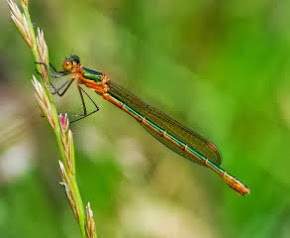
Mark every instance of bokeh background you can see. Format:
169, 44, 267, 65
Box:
1, 0, 290, 237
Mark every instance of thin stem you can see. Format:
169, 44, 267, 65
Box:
7, 1, 96, 237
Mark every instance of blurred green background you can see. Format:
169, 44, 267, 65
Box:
1, 0, 290, 237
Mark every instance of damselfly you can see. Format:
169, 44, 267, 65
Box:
43, 55, 250, 196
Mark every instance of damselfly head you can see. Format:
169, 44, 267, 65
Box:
62, 55, 80, 71
62, 58, 73, 71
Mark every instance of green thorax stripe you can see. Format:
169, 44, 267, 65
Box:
83, 67, 103, 83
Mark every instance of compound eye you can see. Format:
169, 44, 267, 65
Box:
62, 58, 72, 71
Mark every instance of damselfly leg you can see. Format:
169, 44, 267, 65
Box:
35, 61, 100, 122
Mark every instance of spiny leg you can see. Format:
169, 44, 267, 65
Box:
79, 86, 100, 111
49, 63, 58, 74
34, 61, 73, 96
70, 85, 100, 123
51, 77, 75, 96
78, 84, 87, 116
35, 62, 68, 78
